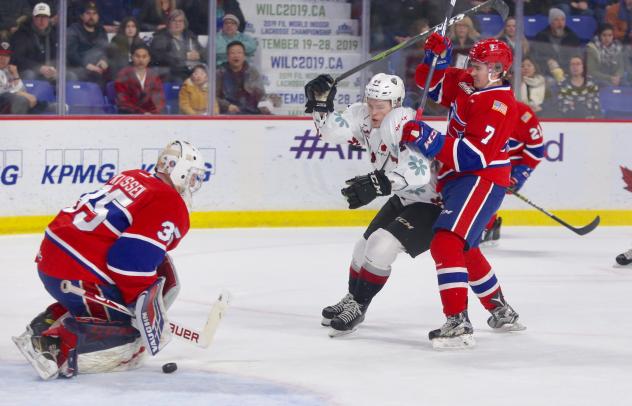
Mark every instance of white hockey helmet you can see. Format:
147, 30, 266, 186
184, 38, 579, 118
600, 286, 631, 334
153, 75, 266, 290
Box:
364, 73, 405, 107
155, 140, 206, 207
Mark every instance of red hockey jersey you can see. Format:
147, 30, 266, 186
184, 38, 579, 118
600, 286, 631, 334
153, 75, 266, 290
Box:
37, 169, 190, 304
508, 102, 544, 169
416, 65, 518, 190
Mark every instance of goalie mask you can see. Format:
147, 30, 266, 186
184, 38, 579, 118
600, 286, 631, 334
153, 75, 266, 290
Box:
364, 73, 405, 107
155, 140, 206, 207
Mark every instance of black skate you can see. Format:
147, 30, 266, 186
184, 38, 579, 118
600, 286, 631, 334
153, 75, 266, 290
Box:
615, 249, 632, 266
321, 293, 353, 326
481, 217, 502, 245
328, 299, 366, 337
428, 311, 475, 349
487, 293, 526, 332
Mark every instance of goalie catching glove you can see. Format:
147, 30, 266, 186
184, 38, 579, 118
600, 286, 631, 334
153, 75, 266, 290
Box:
304, 74, 337, 113
341, 170, 391, 209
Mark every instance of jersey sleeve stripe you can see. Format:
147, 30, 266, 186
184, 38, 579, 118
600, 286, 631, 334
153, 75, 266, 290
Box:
45, 228, 116, 284
107, 237, 165, 276
120, 232, 166, 250
456, 139, 487, 171
107, 264, 157, 277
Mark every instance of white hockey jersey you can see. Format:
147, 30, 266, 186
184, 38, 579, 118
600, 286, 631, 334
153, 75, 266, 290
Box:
315, 103, 440, 206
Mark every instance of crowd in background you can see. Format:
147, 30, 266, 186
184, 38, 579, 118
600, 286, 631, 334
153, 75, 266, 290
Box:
1, 0, 632, 118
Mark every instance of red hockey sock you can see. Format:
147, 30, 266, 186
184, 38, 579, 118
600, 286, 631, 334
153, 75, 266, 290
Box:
431, 230, 468, 316
348, 265, 360, 293
464, 248, 501, 310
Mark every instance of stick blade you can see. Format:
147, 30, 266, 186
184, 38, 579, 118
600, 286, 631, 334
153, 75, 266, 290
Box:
491, 0, 510, 20
197, 290, 232, 348
573, 215, 600, 236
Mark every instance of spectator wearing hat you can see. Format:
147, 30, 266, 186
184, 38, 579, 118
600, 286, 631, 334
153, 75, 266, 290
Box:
0, 0, 31, 41
139, 0, 177, 32
0, 42, 38, 114
216, 14, 257, 66
216, 41, 268, 114
179, 63, 219, 114
531, 8, 582, 83
67, 1, 110, 83
114, 44, 165, 114
10, 3, 58, 82
150, 9, 205, 81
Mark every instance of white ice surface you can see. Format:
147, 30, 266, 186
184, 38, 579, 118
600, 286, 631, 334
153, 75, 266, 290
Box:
1, 226, 631, 406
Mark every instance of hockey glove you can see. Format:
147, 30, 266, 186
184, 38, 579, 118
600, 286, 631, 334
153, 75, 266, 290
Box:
341, 170, 392, 209
509, 165, 533, 192
423, 32, 452, 70
401, 120, 445, 158
305, 74, 337, 113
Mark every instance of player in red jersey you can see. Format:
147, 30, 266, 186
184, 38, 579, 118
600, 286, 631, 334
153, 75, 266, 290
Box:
13, 140, 206, 379
401, 34, 525, 348
481, 101, 545, 243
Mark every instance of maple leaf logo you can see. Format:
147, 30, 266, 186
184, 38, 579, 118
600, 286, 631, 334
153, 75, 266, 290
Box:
621, 166, 632, 193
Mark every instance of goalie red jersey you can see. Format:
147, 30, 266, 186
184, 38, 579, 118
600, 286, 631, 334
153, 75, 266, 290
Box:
36, 169, 190, 304
415, 65, 518, 190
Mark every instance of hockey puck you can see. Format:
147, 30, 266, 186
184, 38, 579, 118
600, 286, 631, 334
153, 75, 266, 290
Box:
162, 362, 177, 373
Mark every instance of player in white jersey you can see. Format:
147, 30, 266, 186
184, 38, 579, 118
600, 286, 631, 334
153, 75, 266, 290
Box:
305, 73, 442, 336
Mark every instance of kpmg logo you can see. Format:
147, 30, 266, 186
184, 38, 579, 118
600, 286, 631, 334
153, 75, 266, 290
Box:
140, 147, 215, 182
42, 149, 118, 184
0, 149, 23, 186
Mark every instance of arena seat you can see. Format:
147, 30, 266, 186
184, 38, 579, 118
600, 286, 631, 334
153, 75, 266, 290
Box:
23, 80, 55, 103
475, 14, 504, 38
599, 86, 632, 118
163, 82, 182, 114
66, 81, 107, 114
104, 81, 117, 113
566, 15, 597, 43
523, 15, 548, 38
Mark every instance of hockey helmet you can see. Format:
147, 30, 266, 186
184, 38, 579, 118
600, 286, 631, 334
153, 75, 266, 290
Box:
468, 38, 513, 76
365, 73, 405, 107
155, 140, 206, 206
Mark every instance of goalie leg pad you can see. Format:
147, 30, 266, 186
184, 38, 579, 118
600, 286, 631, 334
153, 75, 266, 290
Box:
134, 277, 171, 356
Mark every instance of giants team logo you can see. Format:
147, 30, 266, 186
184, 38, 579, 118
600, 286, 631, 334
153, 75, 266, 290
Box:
0, 149, 23, 186
141, 147, 215, 182
42, 149, 118, 184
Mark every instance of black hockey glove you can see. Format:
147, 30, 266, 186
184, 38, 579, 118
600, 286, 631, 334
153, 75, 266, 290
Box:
304, 74, 337, 113
341, 170, 392, 209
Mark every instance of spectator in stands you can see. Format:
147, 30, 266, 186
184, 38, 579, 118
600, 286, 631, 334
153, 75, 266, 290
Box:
531, 8, 582, 83
27, 0, 57, 23
216, 41, 268, 114
553, 1, 595, 16
179, 63, 218, 114
139, 0, 176, 32
519, 56, 547, 112
182, 0, 246, 35
114, 44, 165, 114
10, 3, 58, 82
449, 16, 479, 68
150, 9, 205, 81
98, 0, 134, 34
107, 17, 145, 78
557, 55, 601, 118
67, 1, 109, 83
586, 24, 625, 86
497, 16, 530, 57
0, 42, 38, 114
606, 0, 632, 43
0, 0, 31, 41
216, 14, 257, 66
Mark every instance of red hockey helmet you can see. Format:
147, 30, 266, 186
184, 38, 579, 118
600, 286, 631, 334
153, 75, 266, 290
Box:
468, 38, 513, 75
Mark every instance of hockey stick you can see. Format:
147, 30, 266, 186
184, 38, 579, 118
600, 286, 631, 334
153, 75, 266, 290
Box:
510, 190, 600, 236
415, 0, 457, 121
333, 0, 509, 85
60, 280, 231, 348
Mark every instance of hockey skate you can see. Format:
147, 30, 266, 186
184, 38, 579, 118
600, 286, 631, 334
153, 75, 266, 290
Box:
428, 311, 476, 349
328, 299, 366, 338
321, 293, 354, 326
487, 303, 526, 332
480, 217, 502, 245
615, 249, 632, 267
12, 331, 60, 380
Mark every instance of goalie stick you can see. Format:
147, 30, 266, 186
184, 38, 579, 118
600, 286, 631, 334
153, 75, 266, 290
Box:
333, 0, 509, 85
60, 280, 231, 349
511, 190, 601, 236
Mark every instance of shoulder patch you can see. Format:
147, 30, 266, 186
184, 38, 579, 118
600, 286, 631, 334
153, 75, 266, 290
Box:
492, 100, 508, 115
520, 111, 533, 123
458, 82, 475, 95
